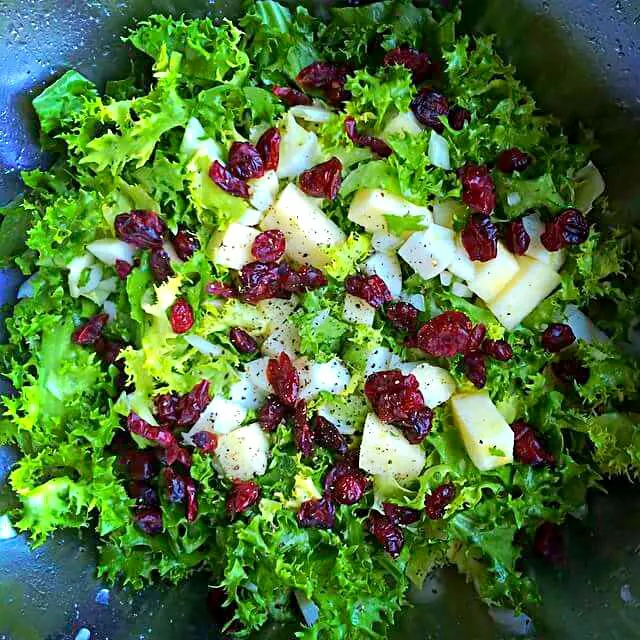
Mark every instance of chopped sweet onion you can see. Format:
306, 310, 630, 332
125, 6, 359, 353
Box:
428, 131, 451, 170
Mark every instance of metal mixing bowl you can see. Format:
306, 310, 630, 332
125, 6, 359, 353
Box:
1, 1, 639, 638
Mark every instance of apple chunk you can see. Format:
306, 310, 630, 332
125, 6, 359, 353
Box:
398, 224, 456, 280
216, 423, 270, 480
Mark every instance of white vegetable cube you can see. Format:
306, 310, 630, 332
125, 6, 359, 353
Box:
245, 356, 272, 392
208, 223, 260, 270
261, 183, 346, 268
522, 213, 566, 271
216, 423, 270, 480
399, 292, 425, 311
488, 256, 562, 330
447, 238, 476, 282
257, 297, 299, 331
359, 413, 426, 481
468, 242, 520, 303
398, 224, 456, 280
383, 111, 424, 138
229, 373, 267, 411
317, 395, 366, 435
236, 207, 263, 226
187, 397, 247, 437
277, 112, 320, 179
410, 363, 457, 407
564, 304, 608, 344
87, 239, 137, 266
364, 252, 402, 298
249, 170, 279, 212
298, 357, 351, 400
261, 322, 301, 358
364, 346, 393, 376
451, 392, 514, 471
343, 293, 375, 326
372, 231, 403, 252
348, 189, 432, 233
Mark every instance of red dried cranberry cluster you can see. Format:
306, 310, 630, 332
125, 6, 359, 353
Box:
344, 117, 392, 158
296, 61, 350, 105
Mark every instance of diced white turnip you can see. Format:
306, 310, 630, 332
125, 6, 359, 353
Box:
229, 373, 267, 411
343, 293, 375, 326
261, 183, 346, 268
277, 112, 321, 179
364, 252, 403, 298
359, 413, 426, 481
410, 363, 457, 407
372, 231, 403, 252
245, 356, 273, 392
467, 242, 520, 303
398, 224, 456, 280
249, 170, 279, 212
364, 346, 393, 376
261, 322, 301, 358
207, 222, 260, 270
298, 357, 351, 400
348, 189, 432, 233
216, 423, 270, 480
451, 392, 514, 471
187, 396, 247, 437
488, 256, 562, 330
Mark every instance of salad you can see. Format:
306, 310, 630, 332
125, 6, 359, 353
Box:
1, 1, 639, 637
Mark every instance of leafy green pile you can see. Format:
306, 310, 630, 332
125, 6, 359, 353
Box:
1, 1, 639, 639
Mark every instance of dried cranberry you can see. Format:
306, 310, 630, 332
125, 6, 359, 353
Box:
297, 497, 335, 529
128, 482, 159, 507
345, 274, 392, 310
331, 472, 367, 505
448, 105, 471, 130
366, 511, 404, 557
185, 477, 198, 521
464, 351, 487, 388
424, 482, 456, 519
468, 323, 487, 350
410, 88, 449, 133
192, 430, 218, 453
293, 400, 315, 458
511, 420, 555, 466
206, 281, 236, 298
323, 456, 361, 494
299, 157, 343, 200
115, 259, 133, 279
383, 47, 432, 83
153, 392, 179, 427
404, 333, 420, 349
496, 148, 531, 173
364, 370, 425, 424
115, 210, 166, 249
172, 227, 200, 261
134, 507, 163, 535
296, 62, 349, 104
276, 262, 304, 294
72, 313, 109, 346
382, 503, 421, 526
256, 128, 281, 172
174, 446, 193, 469
297, 265, 327, 290
551, 358, 590, 385
164, 467, 187, 502
258, 395, 288, 432
170, 298, 194, 334
176, 380, 211, 428
541, 208, 590, 251
122, 450, 158, 481
208, 160, 250, 198
462, 214, 498, 261
127, 413, 179, 463
458, 164, 496, 214
344, 117, 392, 158
313, 415, 348, 455
416, 311, 473, 358
503, 219, 530, 256
266, 352, 299, 406
150, 248, 173, 283
227, 142, 264, 181
386, 301, 419, 331
238, 261, 281, 303
226, 480, 260, 520
229, 327, 258, 354
272, 86, 313, 107
541, 323, 576, 352
481, 339, 513, 361
96, 337, 125, 366
252, 229, 286, 262
401, 407, 433, 444
534, 522, 564, 565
